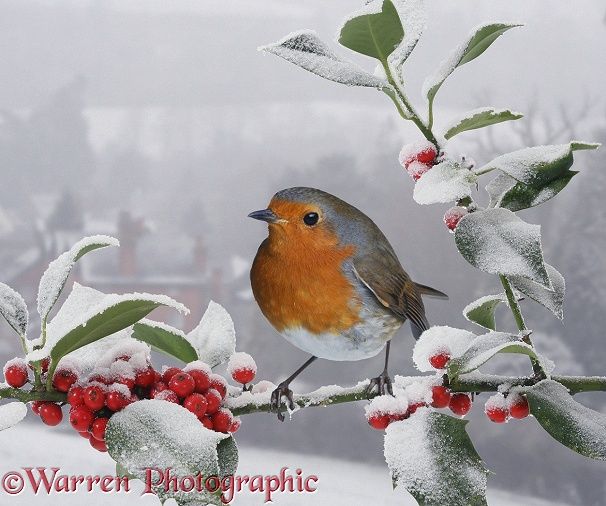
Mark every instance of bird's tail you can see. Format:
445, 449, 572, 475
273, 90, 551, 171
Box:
410, 282, 448, 340
414, 282, 448, 299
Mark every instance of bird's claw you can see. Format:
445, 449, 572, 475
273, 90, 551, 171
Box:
270, 382, 295, 422
366, 371, 393, 397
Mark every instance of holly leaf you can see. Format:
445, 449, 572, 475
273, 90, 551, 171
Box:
444, 107, 523, 140
455, 208, 551, 288
448, 331, 541, 378
385, 410, 489, 506
423, 23, 521, 111
463, 294, 508, 330
259, 30, 386, 89
509, 264, 565, 320
338, 0, 403, 62
413, 159, 477, 205
187, 301, 236, 368
37, 235, 119, 323
523, 380, 606, 460
486, 172, 577, 212
132, 320, 198, 363
106, 400, 238, 505
0, 282, 28, 337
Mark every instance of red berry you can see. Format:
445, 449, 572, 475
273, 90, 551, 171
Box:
429, 352, 451, 370
485, 405, 509, 423
162, 367, 181, 384
211, 408, 233, 433
229, 418, 241, 433
115, 376, 135, 390
153, 370, 162, 383
389, 409, 410, 422
88, 373, 111, 385
69, 406, 94, 432
367, 413, 391, 430
183, 393, 208, 418
205, 388, 222, 415
408, 402, 427, 415
83, 385, 106, 411
53, 369, 77, 393
89, 434, 108, 452
78, 430, 90, 439
407, 161, 432, 181
135, 368, 156, 388
209, 374, 227, 399
67, 386, 85, 407
416, 147, 437, 165
39, 403, 63, 426
40, 358, 50, 374
150, 382, 168, 398
431, 386, 451, 408
154, 390, 179, 403
232, 368, 255, 385
188, 369, 211, 393
4, 363, 28, 388
443, 207, 468, 233
91, 417, 109, 441
200, 416, 214, 430
31, 400, 44, 415
509, 396, 530, 419
168, 372, 196, 399
105, 391, 129, 412
449, 393, 472, 416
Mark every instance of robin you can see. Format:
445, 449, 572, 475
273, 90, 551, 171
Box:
249, 187, 447, 420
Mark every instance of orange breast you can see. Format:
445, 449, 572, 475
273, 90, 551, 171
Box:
251, 223, 361, 335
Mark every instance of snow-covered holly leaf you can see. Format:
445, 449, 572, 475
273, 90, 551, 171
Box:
523, 380, 606, 461
132, 320, 198, 364
0, 282, 28, 338
448, 331, 542, 378
385, 410, 489, 506
477, 142, 599, 188
37, 235, 119, 323
0, 402, 28, 431
463, 294, 508, 330
187, 301, 236, 368
259, 30, 386, 89
455, 208, 551, 288
423, 23, 521, 110
106, 400, 238, 505
486, 172, 577, 212
387, 0, 426, 70
444, 107, 523, 140
338, 0, 403, 61
413, 159, 477, 205
509, 264, 565, 320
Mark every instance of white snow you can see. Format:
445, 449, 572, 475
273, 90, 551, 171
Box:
365, 394, 409, 419
404, 380, 433, 405
227, 352, 257, 376
187, 301, 236, 368
509, 264, 565, 320
0, 282, 28, 337
413, 159, 477, 205
259, 30, 387, 89
388, 0, 426, 71
37, 235, 119, 321
3, 357, 27, 376
485, 393, 508, 413
413, 326, 476, 372
0, 402, 27, 431
251, 380, 276, 394
137, 318, 188, 340
398, 139, 436, 167
183, 360, 212, 376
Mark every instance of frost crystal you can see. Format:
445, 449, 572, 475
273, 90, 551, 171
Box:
413, 326, 475, 372
0, 402, 28, 431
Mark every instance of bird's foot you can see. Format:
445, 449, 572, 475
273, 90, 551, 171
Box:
270, 382, 295, 422
366, 370, 393, 397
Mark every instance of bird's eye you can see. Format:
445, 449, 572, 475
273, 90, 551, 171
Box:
303, 212, 319, 226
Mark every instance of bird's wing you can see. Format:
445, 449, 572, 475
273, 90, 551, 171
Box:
352, 247, 429, 337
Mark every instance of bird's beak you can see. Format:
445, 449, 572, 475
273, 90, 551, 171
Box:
247, 208, 278, 224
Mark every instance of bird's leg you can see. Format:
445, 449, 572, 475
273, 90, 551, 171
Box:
367, 341, 393, 397
271, 356, 317, 422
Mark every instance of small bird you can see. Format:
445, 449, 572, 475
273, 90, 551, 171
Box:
249, 187, 447, 420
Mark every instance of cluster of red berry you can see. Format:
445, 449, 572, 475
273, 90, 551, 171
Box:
399, 142, 438, 182
443, 206, 468, 233
484, 393, 530, 423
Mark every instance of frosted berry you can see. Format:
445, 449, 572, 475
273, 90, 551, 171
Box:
154, 389, 179, 404
83, 385, 106, 411
416, 146, 438, 165
69, 406, 94, 432
449, 393, 472, 416
485, 405, 509, 423
91, 417, 109, 441
229, 417, 241, 433
509, 396, 530, 419
149, 382, 168, 398
31, 400, 44, 415
367, 413, 391, 430
89, 434, 108, 452
407, 402, 427, 415
135, 368, 156, 388
183, 393, 208, 418
162, 367, 181, 384
39, 403, 63, 426
227, 352, 257, 386
105, 391, 129, 412
115, 376, 135, 390
431, 386, 451, 408
205, 388, 222, 415
67, 386, 85, 407
429, 352, 450, 370
443, 207, 468, 233
407, 161, 432, 182
188, 369, 211, 393
168, 372, 196, 398
4, 362, 28, 388
53, 369, 78, 393
209, 374, 227, 399
89, 373, 111, 385
200, 416, 214, 430
211, 408, 233, 433
232, 368, 255, 385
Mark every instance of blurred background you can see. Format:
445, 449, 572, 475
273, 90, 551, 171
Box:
0, 0, 605, 504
